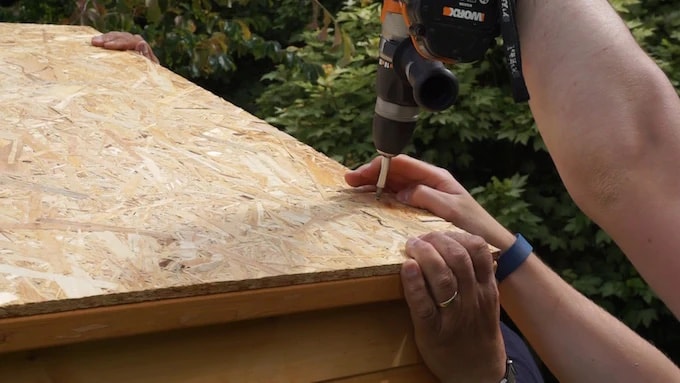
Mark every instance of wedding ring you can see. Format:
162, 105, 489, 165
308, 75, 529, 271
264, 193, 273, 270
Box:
438, 290, 458, 308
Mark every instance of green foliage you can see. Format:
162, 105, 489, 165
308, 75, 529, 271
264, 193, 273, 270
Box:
470, 175, 543, 236
257, 1, 379, 166
0, 0, 74, 23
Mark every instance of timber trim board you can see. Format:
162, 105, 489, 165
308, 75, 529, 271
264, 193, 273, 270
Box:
320, 364, 439, 382
0, 300, 427, 383
0, 274, 404, 354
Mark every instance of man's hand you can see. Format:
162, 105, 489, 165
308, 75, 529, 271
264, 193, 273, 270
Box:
91, 32, 159, 64
402, 231, 507, 382
345, 155, 516, 252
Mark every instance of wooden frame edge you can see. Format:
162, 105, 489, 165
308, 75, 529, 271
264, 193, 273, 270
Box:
0, 274, 404, 353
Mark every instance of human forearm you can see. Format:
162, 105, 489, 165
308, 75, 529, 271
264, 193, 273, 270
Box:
499, 255, 680, 382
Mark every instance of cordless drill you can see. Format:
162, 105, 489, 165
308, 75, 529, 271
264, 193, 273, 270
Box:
372, 0, 528, 198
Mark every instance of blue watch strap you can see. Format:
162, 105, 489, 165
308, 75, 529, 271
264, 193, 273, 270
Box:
496, 234, 533, 282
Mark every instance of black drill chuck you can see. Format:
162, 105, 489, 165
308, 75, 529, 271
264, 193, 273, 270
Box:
373, 114, 417, 155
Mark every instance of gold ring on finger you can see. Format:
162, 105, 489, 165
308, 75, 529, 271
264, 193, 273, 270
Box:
438, 290, 458, 308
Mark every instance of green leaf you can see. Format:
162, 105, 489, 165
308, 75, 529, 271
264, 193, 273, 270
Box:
147, 0, 162, 24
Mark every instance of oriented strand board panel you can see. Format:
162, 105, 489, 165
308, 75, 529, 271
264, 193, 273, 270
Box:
0, 23, 455, 319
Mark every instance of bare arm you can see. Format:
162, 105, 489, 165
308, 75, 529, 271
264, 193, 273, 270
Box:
518, 1, 680, 316
345, 156, 680, 382
497, 240, 680, 382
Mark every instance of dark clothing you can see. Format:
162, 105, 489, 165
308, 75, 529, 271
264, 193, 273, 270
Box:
501, 321, 545, 382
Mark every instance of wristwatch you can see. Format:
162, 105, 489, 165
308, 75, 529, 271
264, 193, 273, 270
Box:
500, 358, 517, 383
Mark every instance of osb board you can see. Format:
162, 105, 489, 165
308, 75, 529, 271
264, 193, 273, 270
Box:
0, 23, 455, 319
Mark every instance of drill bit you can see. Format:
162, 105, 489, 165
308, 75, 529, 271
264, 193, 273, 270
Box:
375, 155, 391, 200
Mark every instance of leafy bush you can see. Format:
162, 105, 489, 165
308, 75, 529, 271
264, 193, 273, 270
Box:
257, 1, 379, 166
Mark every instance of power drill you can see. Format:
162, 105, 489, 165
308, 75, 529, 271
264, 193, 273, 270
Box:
373, 0, 529, 198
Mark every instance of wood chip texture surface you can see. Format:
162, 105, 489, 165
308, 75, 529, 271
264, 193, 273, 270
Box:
0, 23, 457, 318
